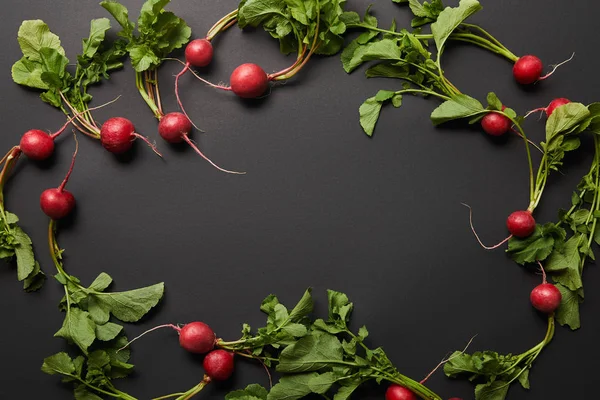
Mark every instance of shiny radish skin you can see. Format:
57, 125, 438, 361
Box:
507, 211, 536, 238
203, 350, 235, 381
158, 112, 192, 143
100, 117, 135, 154
530, 283, 562, 313
385, 384, 417, 400
546, 98, 570, 116
179, 322, 216, 354
40, 189, 75, 220
230, 63, 269, 99
20, 130, 55, 160
513, 55, 543, 84
481, 112, 511, 136
186, 39, 213, 67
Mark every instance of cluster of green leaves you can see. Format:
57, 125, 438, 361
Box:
216, 289, 439, 400
506, 102, 600, 329
44, 222, 164, 399
430, 92, 518, 126
11, 19, 126, 121
101, 0, 191, 72
393, 0, 445, 28
237, 0, 348, 56
0, 210, 45, 291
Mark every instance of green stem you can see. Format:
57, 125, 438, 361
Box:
505, 116, 535, 207
136, 71, 162, 120
206, 9, 238, 41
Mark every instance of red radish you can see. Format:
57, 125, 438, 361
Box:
507, 210, 536, 238
118, 322, 216, 354
481, 112, 511, 136
174, 39, 215, 129
385, 384, 417, 400
531, 283, 562, 313
203, 350, 235, 381
40, 137, 78, 220
100, 117, 161, 156
20, 113, 84, 161
230, 63, 269, 99
179, 322, 216, 354
545, 98, 570, 116
158, 112, 244, 174
513, 55, 543, 84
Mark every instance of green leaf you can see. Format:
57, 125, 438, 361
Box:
23, 262, 46, 292
138, 0, 171, 28
100, 1, 135, 34
474, 381, 510, 400
545, 236, 583, 291
288, 288, 314, 321
282, 323, 308, 337
74, 386, 104, 400
308, 371, 339, 394
95, 322, 123, 341
41, 352, 75, 376
342, 39, 401, 73
13, 226, 36, 281
11, 57, 48, 89
267, 373, 318, 400
82, 18, 112, 59
55, 308, 97, 353
333, 378, 363, 400
546, 103, 590, 142
555, 283, 582, 330
88, 282, 164, 322
486, 92, 502, 111
17, 20, 65, 62
430, 94, 484, 125
327, 289, 353, 324
226, 384, 268, 400
375, 90, 397, 102
89, 272, 113, 292
277, 332, 344, 373
518, 368, 530, 389
431, 0, 482, 55
359, 96, 384, 137
507, 223, 566, 265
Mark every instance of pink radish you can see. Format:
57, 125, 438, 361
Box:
230, 63, 269, 99
100, 117, 161, 156
203, 350, 235, 381
385, 384, 417, 400
118, 322, 216, 355
507, 210, 536, 238
158, 112, 244, 174
513, 53, 574, 85
481, 112, 511, 136
531, 262, 562, 314
40, 137, 78, 220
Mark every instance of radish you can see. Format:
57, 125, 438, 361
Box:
230, 63, 269, 99
531, 262, 562, 314
158, 112, 244, 174
40, 137, 78, 220
385, 384, 417, 400
118, 321, 216, 355
481, 112, 510, 136
525, 98, 571, 118
507, 210, 536, 238
100, 117, 161, 156
203, 350, 235, 381
513, 53, 574, 85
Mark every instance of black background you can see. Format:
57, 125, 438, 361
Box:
1, 0, 599, 399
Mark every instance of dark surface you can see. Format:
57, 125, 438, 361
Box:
1, 0, 599, 399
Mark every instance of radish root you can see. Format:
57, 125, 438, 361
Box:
462, 203, 513, 250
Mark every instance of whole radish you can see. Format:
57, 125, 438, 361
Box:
179, 322, 216, 354
203, 350, 235, 381
40, 137, 79, 220
513, 55, 543, 84
507, 211, 536, 238
545, 98, 570, 116
158, 112, 244, 174
100, 117, 161, 156
20, 114, 84, 161
531, 283, 562, 313
385, 384, 417, 400
118, 321, 216, 355
230, 63, 269, 99
481, 112, 511, 136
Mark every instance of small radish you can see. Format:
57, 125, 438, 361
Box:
100, 117, 161, 156
531, 262, 562, 313
513, 53, 574, 85
179, 322, 216, 354
118, 322, 216, 354
40, 137, 79, 220
507, 210, 536, 238
545, 98, 570, 117
230, 63, 269, 99
530, 283, 562, 313
203, 350, 235, 381
481, 112, 510, 136
385, 384, 417, 400
158, 112, 244, 174
174, 39, 214, 128
20, 113, 84, 161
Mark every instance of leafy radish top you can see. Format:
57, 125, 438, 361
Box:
12, 19, 126, 138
